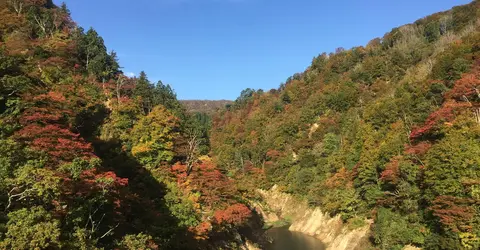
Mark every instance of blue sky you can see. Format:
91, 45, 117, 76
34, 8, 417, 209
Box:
55, 0, 471, 100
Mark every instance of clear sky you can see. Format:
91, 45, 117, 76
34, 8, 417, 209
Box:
54, 0, 471, 100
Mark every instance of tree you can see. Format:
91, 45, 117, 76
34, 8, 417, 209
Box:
430, 196, 475, 233
423, 121, 480, 199
213, 203, 252, 226
77, 28, 108, 77
130, 106, 180, 168
14, 92, 95, 164
185, 127, 200, 176
152, 80, 183, 116
118, 233, 158, 250
373, 208, 424, 250
0, 206, 61, 249
133, 71, 154, 114
102, 50, 120, 83
25, 0, 65, 37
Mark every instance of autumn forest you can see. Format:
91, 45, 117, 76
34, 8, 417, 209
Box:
1, 0, 480, 249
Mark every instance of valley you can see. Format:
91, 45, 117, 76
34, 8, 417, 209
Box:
0, 0, 479, 249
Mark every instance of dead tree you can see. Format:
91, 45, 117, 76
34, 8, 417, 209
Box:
185, 129, 200, 176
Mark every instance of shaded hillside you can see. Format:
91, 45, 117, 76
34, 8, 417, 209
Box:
181, 100, 232, 114
211, 1, 480, 249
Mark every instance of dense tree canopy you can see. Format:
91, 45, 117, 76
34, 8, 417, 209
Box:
0, 1, 258, 249
211, 1, 480, 249
1, 0, 480, 249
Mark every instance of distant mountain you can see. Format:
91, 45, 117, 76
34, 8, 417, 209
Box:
181, 100, 233, 114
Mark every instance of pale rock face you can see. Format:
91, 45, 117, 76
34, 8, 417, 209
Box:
308, 123, 320, 138
402, 245, 422, 250
255, 185, 372, 250
240, 240, 261, 250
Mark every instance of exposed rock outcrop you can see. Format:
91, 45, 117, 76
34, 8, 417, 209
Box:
240, 240, 262, 250
403, 245, 422, 250
255, 185, 371, 250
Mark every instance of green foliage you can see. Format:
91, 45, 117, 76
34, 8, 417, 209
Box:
321, 186, 360, 220
0, 139, 23, 187
346, 216, 367, 230
0, 206, 61, 249
430, 34, 478, 83
186, 112, 212, 155
424, 21, 441, 43
373, 208, 424, 250
78, 28, 109, 77
101, 99, 142, 141
209, 3, 480, 250
134, 71, 155, 114
1, 1, 479, 249
60, 157, 100, 180
424, 117, 480, 200
152, 81, 184, 116
164, 183, 201, 228
130, 106, 180, 167
118, 233, 158, 250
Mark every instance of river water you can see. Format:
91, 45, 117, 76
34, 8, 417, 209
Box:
265, 225, 326, 250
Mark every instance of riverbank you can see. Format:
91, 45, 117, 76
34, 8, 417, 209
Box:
252, 185, 372, 250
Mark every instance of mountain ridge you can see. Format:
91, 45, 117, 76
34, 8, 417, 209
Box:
210, 1, 480, 249
180, 99, 232, 114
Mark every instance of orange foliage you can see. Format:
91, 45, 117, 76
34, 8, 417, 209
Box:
325, 167, 354, 188
410, 101, 469, 140
213, 203, 252, 226
172, 161, 236, 209
266, 149, 282, 160
445, 66, 480, 101
15, 92, 95, 163
404, 142, 432, 156
430, 196, 475, 233
4, 31, 30, 55
379, 156, 401, 184
190, 221, 212, 240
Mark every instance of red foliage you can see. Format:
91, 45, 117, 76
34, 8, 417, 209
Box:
411, 66, 480, 141
74, 169, 128, 210
266, 149, 282, 160
404, 142, 432, 156
379, 157, 401, 184
15, 92, 95, 163
445, 68, 480, 101
39, 56, 68, 68
172, 161, 236, 209
430, 195, 475, 233
79, 170, 128, 190
213, 203, 252, 226
409, 101, 468, 140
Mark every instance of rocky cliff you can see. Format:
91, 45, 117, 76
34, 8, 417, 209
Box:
254, 185, 371, 250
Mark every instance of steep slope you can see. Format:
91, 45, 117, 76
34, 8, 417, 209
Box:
211, 1, 480, 249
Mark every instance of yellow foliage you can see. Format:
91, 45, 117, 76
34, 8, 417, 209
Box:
460, 232, 479, 249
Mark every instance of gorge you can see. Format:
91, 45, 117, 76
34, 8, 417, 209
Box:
0, 0, 480, 249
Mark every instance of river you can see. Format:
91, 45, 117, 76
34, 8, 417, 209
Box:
265, 225, 326, 250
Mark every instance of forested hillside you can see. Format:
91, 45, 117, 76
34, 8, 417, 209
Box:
181, 100, 233, 115
0, 0, 261, 249
2, 0, 480, 249
211, 1, 480, 249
